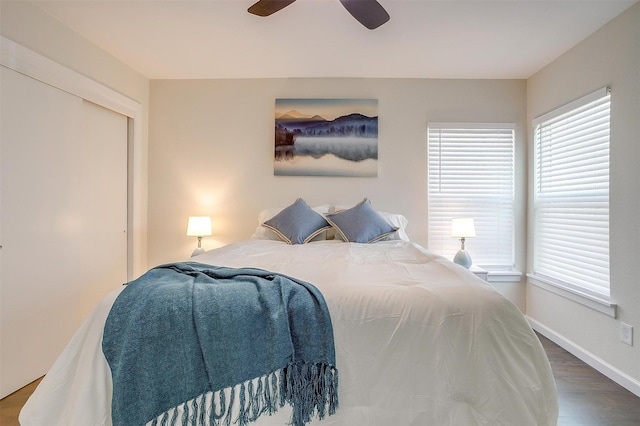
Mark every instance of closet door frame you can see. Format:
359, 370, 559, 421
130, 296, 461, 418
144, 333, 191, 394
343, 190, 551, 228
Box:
1, 36, 144, 279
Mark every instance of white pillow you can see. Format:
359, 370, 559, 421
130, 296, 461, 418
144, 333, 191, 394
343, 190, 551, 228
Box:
377, 211, 410, 242
251, 204, 331, 241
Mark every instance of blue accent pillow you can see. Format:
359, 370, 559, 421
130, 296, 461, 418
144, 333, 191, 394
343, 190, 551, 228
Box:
326, 199, 398, 243
262, 198, 331, 245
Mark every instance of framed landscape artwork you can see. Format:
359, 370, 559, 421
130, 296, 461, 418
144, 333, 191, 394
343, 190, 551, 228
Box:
274, 98, 378, 177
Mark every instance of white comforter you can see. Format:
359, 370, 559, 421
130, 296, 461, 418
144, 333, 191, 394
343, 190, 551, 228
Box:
20, 240, 558, 426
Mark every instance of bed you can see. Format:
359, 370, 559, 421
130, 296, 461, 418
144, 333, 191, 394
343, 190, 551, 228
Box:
20, 199, 558, 426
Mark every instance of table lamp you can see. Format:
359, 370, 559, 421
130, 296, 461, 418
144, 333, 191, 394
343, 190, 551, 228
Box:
451, 218, 476, 268
187, 216, 212, 257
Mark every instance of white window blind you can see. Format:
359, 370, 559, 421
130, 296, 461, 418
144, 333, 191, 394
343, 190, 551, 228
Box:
428, 123, 515, 269
532, 87, 610, 300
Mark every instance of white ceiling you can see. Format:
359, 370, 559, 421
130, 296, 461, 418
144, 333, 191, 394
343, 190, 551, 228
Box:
30, 0, 637, 80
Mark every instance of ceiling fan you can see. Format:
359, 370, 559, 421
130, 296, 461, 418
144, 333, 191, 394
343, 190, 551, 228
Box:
248, 0, 390, 30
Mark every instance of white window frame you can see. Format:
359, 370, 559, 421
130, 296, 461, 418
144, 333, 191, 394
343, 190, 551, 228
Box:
427, 123, 516, 273
528, 87, 615, 317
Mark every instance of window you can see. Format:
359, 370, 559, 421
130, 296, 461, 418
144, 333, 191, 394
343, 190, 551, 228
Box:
532, 88, 610, 302
428, 123, 515, 270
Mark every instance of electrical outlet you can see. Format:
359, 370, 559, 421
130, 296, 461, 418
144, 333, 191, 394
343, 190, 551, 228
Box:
620, 322, 633, 346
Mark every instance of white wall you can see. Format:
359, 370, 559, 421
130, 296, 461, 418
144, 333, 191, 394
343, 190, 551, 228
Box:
148, 78, 528, 307
526, 3, 640, 392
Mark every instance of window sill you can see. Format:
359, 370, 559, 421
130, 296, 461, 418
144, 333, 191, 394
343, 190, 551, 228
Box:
487, 270, 522, 283
527, 273, 617, 318
474, 266, 523, 283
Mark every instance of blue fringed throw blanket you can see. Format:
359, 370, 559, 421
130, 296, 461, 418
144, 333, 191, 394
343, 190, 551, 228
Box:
102, 262, 338, 426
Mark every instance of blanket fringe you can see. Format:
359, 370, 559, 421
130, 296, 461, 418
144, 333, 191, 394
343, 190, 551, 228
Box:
148, 363, 338, 426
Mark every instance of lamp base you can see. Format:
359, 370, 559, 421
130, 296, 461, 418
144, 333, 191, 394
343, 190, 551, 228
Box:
453, 250, 472, 268
191, 247, 205, 257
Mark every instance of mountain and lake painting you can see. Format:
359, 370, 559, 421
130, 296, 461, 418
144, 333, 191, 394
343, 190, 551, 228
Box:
274, 99, 378, 177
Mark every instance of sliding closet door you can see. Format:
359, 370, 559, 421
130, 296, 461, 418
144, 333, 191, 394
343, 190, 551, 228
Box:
0, 67, 128, 397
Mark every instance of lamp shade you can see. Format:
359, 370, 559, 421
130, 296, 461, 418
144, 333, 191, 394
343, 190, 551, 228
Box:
451, 218, 476, 238
186, 216, 212, 237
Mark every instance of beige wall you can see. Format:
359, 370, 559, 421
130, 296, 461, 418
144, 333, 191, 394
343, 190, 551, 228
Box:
526, 2, 640, 389
147, 78, 528, 306
1, 1, 148, 105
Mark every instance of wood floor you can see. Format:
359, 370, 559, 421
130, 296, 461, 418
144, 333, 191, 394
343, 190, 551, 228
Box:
538, 333, 640, 426
0, 377, 41, 426
1, 334, 639, 425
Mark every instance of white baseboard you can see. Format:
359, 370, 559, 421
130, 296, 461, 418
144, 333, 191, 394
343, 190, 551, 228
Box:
527, 316, 640, 397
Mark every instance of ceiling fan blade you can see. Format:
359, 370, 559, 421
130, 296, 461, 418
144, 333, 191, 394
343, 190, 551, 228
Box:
248, 0, 297, 17
339, 0, 390, 30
